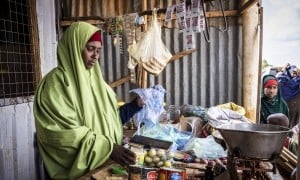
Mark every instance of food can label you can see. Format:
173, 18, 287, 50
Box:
129, 165, 143, 180
146, 170, 158, 180
170, 172, 181, 180
159, 167, 186, 180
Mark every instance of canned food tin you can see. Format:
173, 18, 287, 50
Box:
129, 165, 159, 180
159, 167, 186, 180
129, 165, 143, 180
142, 167, 159, 180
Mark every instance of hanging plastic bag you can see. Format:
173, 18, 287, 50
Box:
128, 9, 172, 75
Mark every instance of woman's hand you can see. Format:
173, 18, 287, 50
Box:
136, 96, 145, 107
110, 144, 136, 166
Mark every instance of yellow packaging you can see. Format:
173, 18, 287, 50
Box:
129, 142, 145, 165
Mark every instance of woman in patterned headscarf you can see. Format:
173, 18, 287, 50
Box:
260, 74, 289, 124
34, 22, 142, 179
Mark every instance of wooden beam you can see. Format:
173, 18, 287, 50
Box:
239, 0, 258, 15
139, 0, 218, 16
60, 16, 105, 26
206, 10, 239, 18
60, 9, 239, 27
155, 10, 239, 21
169, 49, 197, 63
109, 74, 131, 88
108, 49, 196, 88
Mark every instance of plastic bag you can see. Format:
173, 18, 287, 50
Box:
180, 104, 207, 122
179, 116, 204, 137
217, 102, 246, 116
127, 9, 172, 75
129, 84, 166, 126
207, 106, 250, 128
135, 123, 193, 151
183, 135, 227, 159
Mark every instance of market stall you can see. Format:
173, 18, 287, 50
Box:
56, 0, 298, 179
77, 84, 295, 180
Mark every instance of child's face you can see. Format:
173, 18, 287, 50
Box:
264, 85, 278, 99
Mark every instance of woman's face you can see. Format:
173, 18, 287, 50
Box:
82, 41, 102, 69
264, 85, 278, 99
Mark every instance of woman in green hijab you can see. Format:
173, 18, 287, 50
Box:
34, 22, 140, 179
260, 74, 289, 125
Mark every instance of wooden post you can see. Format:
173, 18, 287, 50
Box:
241, 0, 261, 123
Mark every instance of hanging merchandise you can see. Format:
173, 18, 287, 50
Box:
185, 8, 196, 50
176, 2, 187, 33
200, 0, 210, 42
189, 0, 205, 33
185, 30, 195, 49
164, 5, 175, 27
134, 15, 145, 42
185, 7, 192, 30
124, 13, 139, 83
107, 17, 124, 54
191, 0, 201, 14
127, 9, 172, 76
198, 1, 205, 32
123, 13, 137, 46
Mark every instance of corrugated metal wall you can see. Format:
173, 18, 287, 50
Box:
101, 25, 243, 107
58, 0, 243, 107
0, 102, 37, 180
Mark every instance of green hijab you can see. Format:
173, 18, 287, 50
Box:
33, 22, 122, 179
260, 74, 289, 124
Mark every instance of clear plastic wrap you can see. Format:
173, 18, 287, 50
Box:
128, 9, 172, 75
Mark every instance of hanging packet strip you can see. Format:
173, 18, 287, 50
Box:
176, 2, 187, 33
185, 31, 195, 49
199, 2, 205, 32
176, 2, 186, 17
185, 7, 192, 31
191, 0, 201, 14
164, 5, 175, 27
184, 7, 196, 50
190, 0, 205, 32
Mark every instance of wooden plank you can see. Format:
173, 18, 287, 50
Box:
109, 74, 131, 88
149, 10, 239, 20
281, 147, 297, 166
142, 69, 147, 88
206, 10, 239, 18
60, 16, 105, 26
276, 159, 294, 173
240, 0, 259, 15
169, 49, 197, 63
59, 9, 239, 27
108, 49, 196, 88
60, 19, 104, 26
